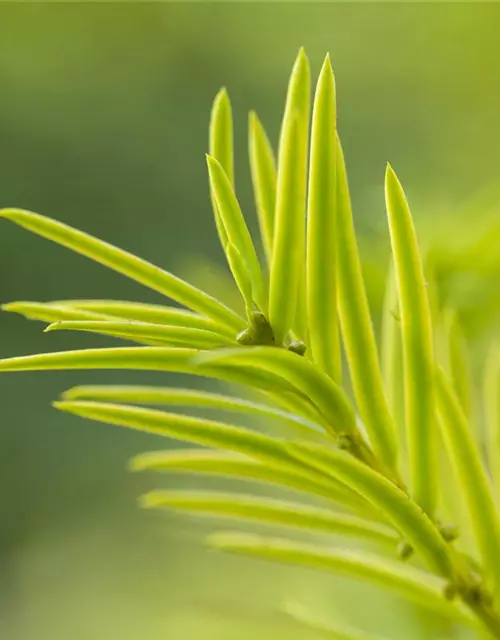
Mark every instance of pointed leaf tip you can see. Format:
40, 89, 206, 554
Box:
214, 86, 229, 103
139, 492, 161, 509
206, 153, 216, 167
0, 208, 24, 222
385, 162, 398, 182
249, 110, 266, 131
289, 48, 310, 91
248, 111, 256, 130
319, 52, 334, 77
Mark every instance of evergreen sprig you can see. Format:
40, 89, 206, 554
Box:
2, 49, 500, 638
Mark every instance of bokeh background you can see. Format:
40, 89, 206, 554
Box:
1, 3, 500, 639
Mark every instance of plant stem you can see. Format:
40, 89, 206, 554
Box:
467, 600, 500, 638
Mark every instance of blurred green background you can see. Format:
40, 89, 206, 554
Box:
1, 3, 500, 639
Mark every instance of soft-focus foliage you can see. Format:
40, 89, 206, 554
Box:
3, 44, 500, 640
